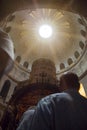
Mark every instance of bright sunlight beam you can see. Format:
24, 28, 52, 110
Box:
39, 24, 53, 39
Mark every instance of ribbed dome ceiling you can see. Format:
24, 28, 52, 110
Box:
2, 8, 87, 72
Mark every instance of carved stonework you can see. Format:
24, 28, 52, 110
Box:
11, 83, 59, 121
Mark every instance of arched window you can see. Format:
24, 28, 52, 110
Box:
60, 63, 65, 70
0, 80, 11, 100
5, 26, 11, 33
78, 18, 84, 25
67, 58, 73, 65
79, 41, 84, 50
16, 56, 21, 63
23, 61, 29, 68
74, 51, 80, 59
80, 30, 86, 37
8, 14, 15, 22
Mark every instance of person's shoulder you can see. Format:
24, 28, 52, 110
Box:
39, 92, 68, 105
36, 92, 73, 112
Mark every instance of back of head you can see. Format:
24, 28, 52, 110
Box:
59, 72, 80, 91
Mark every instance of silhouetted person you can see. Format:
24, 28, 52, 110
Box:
19, 72, 87, 130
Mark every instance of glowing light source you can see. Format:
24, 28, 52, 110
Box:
39, 24, 52, 38
79, 83, 87, 98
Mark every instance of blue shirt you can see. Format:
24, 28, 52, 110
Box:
16, 109, 35, 130
29, 90, 87, 130
16, 90, 87, 130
